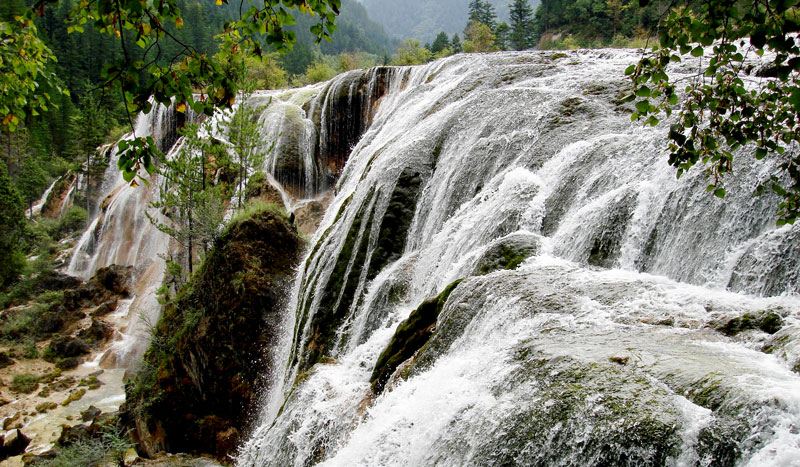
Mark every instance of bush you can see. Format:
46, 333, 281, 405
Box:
58, 205, 87, 237
0, 307, 39, 341
32, 426, 132, 467
11, 373, 39, 393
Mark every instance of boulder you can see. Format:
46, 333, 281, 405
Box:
122, 208, 303, 460
0, 429, 31, 459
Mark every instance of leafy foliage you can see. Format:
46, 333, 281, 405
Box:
392, 39, 434, 65
533, 0, 661, 46
0, 13, 66, 133
628, 0, 800, 224
0, 161, 26, 286
463, 21, 499, 53
147, 121, 226, 279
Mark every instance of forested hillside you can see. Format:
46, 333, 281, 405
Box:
358, 0, 539, 42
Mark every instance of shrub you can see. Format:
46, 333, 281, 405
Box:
58, 205, 87, 237
11, 373, 39, 393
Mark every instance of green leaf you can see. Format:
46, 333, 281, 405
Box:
635, 100, 650, 113
714, 188, 726, 198
691, 46, 704, 57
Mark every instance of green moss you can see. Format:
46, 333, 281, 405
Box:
462, 350, 683, 466
225, 199, 287, 234
366, 168, 423, 281
370, 279, 463, 394
713, 310, 783, 336
36, 401, 58, 413
61, 388, 87, 406
300, 189, 376, 370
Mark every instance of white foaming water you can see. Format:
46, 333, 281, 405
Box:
237, 50, 800, 466
30, 177, 58, 216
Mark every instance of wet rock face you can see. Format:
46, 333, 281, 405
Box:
40, 172, 77, 219
123, 209, 304, 460
62, 265, 133, 313
370, 279, 463, 394
473, 232, 540, 275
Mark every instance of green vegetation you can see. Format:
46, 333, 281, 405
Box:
533, 0, 661, 48
360, 0, 517, 43
371, 279, 464, 394
147, 121, 227, 280
32, 425, 132, 467
628, 0, 800, 225
11, 373, 40, 393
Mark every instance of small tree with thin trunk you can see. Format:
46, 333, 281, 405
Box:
223, 89, 270, 208
147, 121, 225, 280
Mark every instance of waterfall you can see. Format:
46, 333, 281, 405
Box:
237, 50, 800, 466
65, 104, 190, 368
63, 69, 399, 369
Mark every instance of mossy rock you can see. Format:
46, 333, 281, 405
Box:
461, 351, 683, 466
122, 208, 303, 460
473, 232, 540, 275
370, 279, 463, 394
711, 310, 784, 336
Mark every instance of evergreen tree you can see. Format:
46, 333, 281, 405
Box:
509, 0, 535, 50
71, 92, 109, 212
494, 22, 511, 50
431, 31, 451, 54
0, 161, 26, 286
468, 0, 497, 31
225, 90, 270, 209
451, 34, 463, 53
147, 123, 224, 278
16, 154, 49, 218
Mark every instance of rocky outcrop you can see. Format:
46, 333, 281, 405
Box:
370, 279, 463, 394
122, 208, 304, 460
40, 172, 77, 219
61, 265, 132, 312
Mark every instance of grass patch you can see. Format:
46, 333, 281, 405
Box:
226, 198, 287, 231
11, 373, 40, 393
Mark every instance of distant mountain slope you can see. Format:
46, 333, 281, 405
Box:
358, 0, 540, 42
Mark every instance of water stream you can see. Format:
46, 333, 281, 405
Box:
235, 50, 800, 466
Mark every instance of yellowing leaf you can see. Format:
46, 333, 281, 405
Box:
176, 103, 186, 113
216, 0, 222, 5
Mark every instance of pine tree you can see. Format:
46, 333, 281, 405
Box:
468, 0, 497, 31
510, 0, 536, 50
0, 161, 26, 286
451, 34, 463, 53
16, 154, 49, 218
431, 31, 451, 54
224, 90, 270, 208
147, 123, 225, 279
495, 22, 511, 50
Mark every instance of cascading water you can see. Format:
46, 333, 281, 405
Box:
237, 50, 800, 466
63, 68, 397, 369
65, 104, 189, 367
